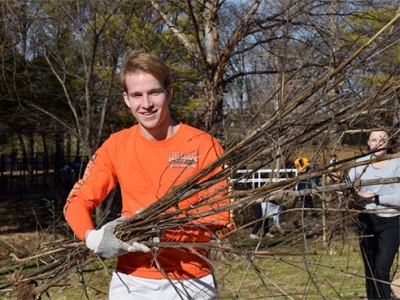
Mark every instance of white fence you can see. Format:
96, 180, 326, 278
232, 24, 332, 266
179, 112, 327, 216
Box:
230, 169, 298, 189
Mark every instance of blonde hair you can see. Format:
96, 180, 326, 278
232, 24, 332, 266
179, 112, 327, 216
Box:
120, 51, 173, 92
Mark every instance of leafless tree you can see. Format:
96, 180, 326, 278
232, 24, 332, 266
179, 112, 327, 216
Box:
3, 1, 400, 299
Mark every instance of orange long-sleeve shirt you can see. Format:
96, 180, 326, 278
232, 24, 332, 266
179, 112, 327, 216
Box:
64, 123, 231, 279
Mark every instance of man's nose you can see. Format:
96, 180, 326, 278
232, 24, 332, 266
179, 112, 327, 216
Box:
142, 95, 152, 108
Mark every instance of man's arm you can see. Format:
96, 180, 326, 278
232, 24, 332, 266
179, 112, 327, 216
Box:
64, 149, 117, 240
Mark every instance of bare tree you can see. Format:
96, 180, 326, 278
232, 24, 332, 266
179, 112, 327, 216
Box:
148, 0, 367, 141
4, 1, 400, 299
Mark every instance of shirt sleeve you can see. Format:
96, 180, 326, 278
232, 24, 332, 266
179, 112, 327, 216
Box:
269, 203, 281, 229
347, 166, 357, 182
378, 160, 400, 207
273, 214, 281, 229
63, 143, 117, 240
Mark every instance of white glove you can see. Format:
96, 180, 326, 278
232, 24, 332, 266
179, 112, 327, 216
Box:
85, 216, 151, 258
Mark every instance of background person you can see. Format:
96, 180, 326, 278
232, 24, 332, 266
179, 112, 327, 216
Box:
329, 154, 338, 164
64, 51, 233, 300
261, 201, 286, 236
292, 157, 319, 208
348, 129, 400, 299
249, 201, 286, 239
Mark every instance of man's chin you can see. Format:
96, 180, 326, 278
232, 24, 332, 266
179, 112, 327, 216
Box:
138, 118, 159, 128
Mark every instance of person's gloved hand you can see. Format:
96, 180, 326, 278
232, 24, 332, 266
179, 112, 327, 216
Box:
85, 216, 151, 258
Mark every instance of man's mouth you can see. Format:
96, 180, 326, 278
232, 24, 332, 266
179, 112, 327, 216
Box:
142, 111, 156, 116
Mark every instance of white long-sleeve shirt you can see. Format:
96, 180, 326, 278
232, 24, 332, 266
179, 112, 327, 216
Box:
260, 202, 283, 229
348, 155, 400, 217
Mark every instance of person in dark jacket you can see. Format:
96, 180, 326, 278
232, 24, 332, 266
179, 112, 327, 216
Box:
292, 158, 319, 208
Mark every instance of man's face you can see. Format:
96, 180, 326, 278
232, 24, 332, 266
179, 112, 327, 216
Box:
123, 71, 173, 139
367, 131, 389, 157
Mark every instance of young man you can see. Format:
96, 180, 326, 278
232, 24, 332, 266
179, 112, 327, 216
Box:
64, 51, 232, 299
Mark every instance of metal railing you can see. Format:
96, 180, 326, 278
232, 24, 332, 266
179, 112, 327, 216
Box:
230, 168, 298, 189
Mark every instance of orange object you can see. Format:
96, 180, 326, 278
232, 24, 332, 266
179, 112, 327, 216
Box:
64, 123, 231, 279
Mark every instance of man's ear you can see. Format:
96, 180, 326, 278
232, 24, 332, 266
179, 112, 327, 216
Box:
166, 85, 173, 102
123, 92, 131, 108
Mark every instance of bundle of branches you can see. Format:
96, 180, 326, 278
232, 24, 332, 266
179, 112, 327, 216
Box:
0, 237, 90, 299
114, 10, 400, 242
3, 12, 400, 300
3, 167, 400, 299
116, 149, 400, 241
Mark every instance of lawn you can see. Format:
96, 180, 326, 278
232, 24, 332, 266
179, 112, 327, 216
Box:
0, 229, 369, 300
213, 227, 367, 300
0, 198, 388, 300
214, 248, 366, 299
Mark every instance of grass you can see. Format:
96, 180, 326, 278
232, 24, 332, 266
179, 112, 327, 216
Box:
213, 227, 366, 300
43, 259, 114, 300
0, 145, 377, 299
0, 207, 373, 300
0, 186, 379, 300
0, 228, 369, 300
215, 250, 365, 299
34, 237, 366, 300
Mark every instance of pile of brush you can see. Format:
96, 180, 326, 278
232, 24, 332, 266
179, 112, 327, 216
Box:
3, 14, 400, 299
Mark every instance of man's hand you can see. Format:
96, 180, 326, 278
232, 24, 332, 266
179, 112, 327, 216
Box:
85, 217, 151, 258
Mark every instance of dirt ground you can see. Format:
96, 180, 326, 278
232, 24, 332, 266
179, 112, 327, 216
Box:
0, 197, 67, 261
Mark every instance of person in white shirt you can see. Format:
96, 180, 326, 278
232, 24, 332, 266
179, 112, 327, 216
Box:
249, 201, 286, 239
347, 129, 400, 299
329, 154, 338, 165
